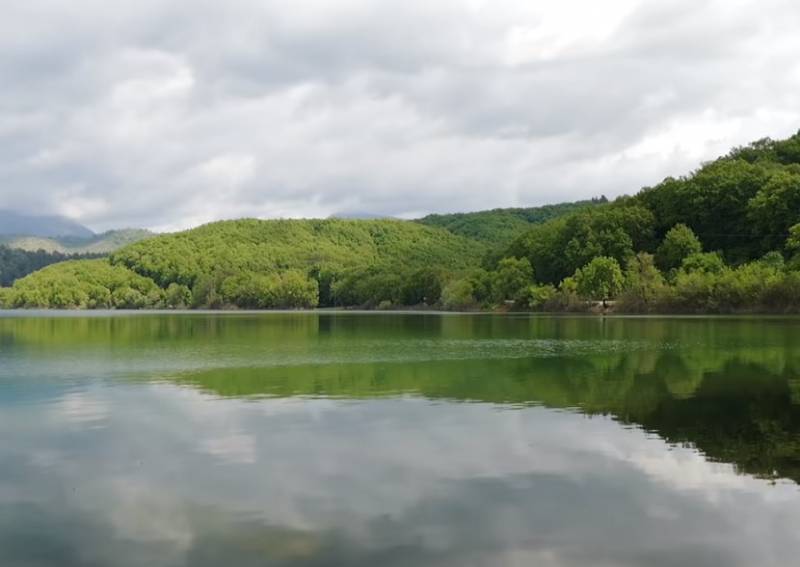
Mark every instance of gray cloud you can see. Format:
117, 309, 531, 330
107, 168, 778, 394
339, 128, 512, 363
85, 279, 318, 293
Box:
1, 0, 799, 230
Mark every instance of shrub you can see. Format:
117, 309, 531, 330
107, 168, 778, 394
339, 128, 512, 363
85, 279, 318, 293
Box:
618, 253, 666, 312
523, 284, 557, 310
441, 279, 476, 310
681, 252, 726, 275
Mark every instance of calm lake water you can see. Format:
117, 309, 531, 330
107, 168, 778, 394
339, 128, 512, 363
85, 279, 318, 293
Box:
1, 312, 799, 566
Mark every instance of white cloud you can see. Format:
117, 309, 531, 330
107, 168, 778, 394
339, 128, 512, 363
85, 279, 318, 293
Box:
0, 0, 798, 230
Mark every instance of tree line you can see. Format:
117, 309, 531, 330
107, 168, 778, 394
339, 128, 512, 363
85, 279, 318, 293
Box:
0, 246, 103, 287
434, 132, 800, 313
2, 131, 799, 313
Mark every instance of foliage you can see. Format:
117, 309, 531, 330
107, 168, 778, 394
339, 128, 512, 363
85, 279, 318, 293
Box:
165, 283, 192, 308
664, 260, 783, 313
0, 245, 103, 286
501, 131, 800, 287
618, 253, 666, 310
441, 279, 476, 310
492, 257, 534, 302
467, 269, 495, 304
616, 254, 800, 314
417, 198, 604, 247
329, 265, 404, 308
635, 159, 770, 260
760, 251, 785, 271
522, 284, 557, 310
505, 204, 655, 283
655, 224, 702, 271
747, 170, 800, 252
574, 257, 624, 302
5, 260, 163, 309
401, 268, 444, 306
788, 224, 800, 254
727, 134, 800, 165
680, 252, 726, 275
108, 218, 483, 309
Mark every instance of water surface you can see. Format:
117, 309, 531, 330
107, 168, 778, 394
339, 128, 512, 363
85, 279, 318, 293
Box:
1, 312, 799, 566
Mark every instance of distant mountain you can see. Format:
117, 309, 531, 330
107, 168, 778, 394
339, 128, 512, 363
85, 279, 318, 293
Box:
0, 209, 95, 239
0, 229, 155, 254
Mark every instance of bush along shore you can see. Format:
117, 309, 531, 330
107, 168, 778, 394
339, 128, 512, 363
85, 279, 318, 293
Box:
2, 132, 800, 314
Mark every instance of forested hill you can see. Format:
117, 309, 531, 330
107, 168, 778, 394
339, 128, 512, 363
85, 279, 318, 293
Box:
2, 130, 800, 313
504, 131, 800, 285
416, 198, 604, 246
1, 219, 485, 309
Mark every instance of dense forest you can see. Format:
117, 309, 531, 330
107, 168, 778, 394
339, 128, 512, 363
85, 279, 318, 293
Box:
1, 220, 485, 309
416, 198, 605, 247
0, 246, 103, 287
2, 130, 800, 313
489, 132, 800, 313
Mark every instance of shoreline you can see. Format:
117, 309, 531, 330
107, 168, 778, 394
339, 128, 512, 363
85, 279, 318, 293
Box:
2, 307, 800, 318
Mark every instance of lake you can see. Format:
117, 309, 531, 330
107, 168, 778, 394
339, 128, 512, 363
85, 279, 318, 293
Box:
1, 312, 799, 566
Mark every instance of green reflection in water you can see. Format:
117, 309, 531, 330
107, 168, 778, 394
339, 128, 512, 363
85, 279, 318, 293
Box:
2, 312, 799, 484
3, 312, 800, 567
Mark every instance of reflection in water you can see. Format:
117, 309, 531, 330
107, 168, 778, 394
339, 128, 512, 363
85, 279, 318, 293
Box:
173, 352, 800, 484
1, 312, 800, 566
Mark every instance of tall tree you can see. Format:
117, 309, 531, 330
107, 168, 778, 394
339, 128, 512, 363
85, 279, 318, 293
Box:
575, 256, 624, 307
656, 224, 702, 272
492, 257, 534, 302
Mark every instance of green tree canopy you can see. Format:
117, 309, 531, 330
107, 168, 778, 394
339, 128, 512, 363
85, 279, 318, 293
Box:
441, 279, 476, 310
656, 224, 702, 271
401, 268, 444, 306
506, 205, 655, 284
747, 170, 800, 252
574, 256, 624, 303
623, 252, 665, 308
681, 252, 726, 275
787, 223, 800, 254
492, 257, 534, 302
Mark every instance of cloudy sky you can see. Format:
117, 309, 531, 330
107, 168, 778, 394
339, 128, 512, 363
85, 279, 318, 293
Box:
1, 0, 799, 231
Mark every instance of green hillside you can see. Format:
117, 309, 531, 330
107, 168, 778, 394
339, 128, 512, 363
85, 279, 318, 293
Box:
2, 219, 486, 309
3, 130, 800, 313
490, 131, 800, 312
3, 259, 164, 309
504, 132, 800, 282
417, 199, 603, 246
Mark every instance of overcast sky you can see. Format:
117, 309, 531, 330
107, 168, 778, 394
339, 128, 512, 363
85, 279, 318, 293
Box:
1, 0, 799, 231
